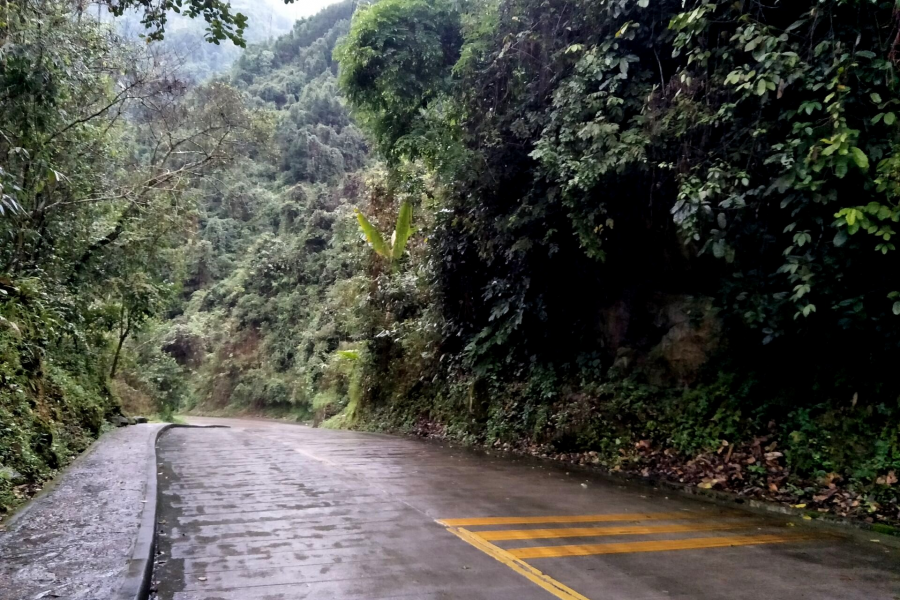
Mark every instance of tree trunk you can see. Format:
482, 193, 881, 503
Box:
110, 319, 130, 379
69, 205, 137, 284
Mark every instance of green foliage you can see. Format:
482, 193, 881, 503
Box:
391, 201, 414, 260
102, 0, 296, 46
336, 0, 900, 361
119, 322, 194, 419
335, 0, 462, 162
355, 200, 414, 264
134, 2, 373, 421
331, 0, 900, 520
316, 345, 365, 427
356, 210, 390, 257
113, 0, 305, 80
0, 279, 116, 513
0, 0, 264, 512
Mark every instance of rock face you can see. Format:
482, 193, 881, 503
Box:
110, 415, 130, 427
649, 295, 721, 383
161, 323, 206, 368
598, 293, 721, 383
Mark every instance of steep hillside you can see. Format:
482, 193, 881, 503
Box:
327, 0, 900, 525
0, 0, 270, 513
124, 0, 371, 422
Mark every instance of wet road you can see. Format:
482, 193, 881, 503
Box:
154, 417, 900, 600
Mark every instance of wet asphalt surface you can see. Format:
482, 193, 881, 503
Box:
153, 417, 900, 600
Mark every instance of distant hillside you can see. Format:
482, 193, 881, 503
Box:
112, 0, 346, 80
127, 0, 370, 420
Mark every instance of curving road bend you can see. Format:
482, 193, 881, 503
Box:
152, 417, 900, 600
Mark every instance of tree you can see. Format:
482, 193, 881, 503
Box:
105, 274, 169, 378
335, 0, 462, 162
70, 79, 273, 282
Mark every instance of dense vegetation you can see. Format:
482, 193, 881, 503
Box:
331, 0, 900, 525
0, 0, 269, 512
123, 0, 369, 421
2, 0, 899, 527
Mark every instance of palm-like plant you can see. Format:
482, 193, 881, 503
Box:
355, 201, 414, 265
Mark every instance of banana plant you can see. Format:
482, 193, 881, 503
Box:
355, 201, 414, 265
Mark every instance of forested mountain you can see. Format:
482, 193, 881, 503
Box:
2, 0, 899, 527
0, 0, 368, 514
120, 0, 372, 420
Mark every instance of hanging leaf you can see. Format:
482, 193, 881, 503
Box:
850, 147, 869, 171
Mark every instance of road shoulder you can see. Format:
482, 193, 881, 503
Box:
0, 423, 167, 600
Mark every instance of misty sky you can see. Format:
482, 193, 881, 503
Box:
269, 0, 348, 21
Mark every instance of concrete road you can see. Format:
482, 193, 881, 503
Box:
154, 417, 900, 600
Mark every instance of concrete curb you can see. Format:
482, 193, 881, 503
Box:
571, 461, 900, 549
116, 424, 229, 600
405, 432, 900, 549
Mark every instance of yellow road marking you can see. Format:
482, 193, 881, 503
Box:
478, 521, 755, 541
437, 512, 702, 527
508, 533, 818, 559
445, 526, 590, 600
